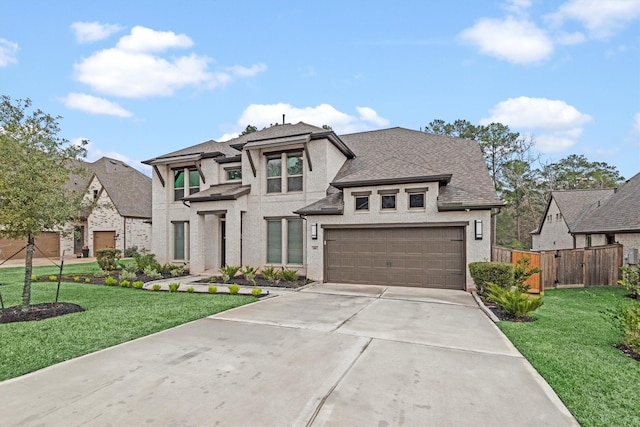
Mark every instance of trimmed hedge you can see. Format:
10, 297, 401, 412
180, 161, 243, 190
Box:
469, 262, 514, 295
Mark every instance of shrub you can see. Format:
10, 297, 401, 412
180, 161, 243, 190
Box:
618, 264, 640, 298
119, 270, 137, 282
123, 262, 138, 273
133, 250, 160, 273
186, 287, 195, 293
281, 268, 298, 282
132, 281, 144, 289
143, 266, 162, 280
151, 284, 161, 291
94, 268, 106, 277
513, 257, 541, 293
85, 278, 91, 283
170, 267, 184, 277
31, 275, 37, 281
228, 284, 240, 295
168, 283, 180, 292
251, 288, 262, 297
486, 282, 543, 319
260, 266, 280, 282
73, 276, 80, 282
123, 245, 139, 258
622, 302, 640, 355
242, 266, 258, 286
47, 275, 56, 282
96, 248, 122, 271
104, 276, 118, 286
208, 286, 218, 294
221, 265, 241, 283
119, 280, 130, 288
469, 262, 514, 295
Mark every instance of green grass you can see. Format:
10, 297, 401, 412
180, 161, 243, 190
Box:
498, 287, 640, 427
0, 263, 256, 381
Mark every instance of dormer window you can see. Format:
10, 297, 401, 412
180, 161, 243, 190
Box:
266, 151, 303, 194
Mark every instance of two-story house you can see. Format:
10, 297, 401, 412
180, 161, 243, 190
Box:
143, 123, 503, 290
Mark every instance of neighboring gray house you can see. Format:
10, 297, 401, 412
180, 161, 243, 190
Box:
144, 123, 503, 290
531, 172, 640, 265
531, 188, 614, 251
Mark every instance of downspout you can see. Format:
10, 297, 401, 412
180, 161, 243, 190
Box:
123, 217, 127, 253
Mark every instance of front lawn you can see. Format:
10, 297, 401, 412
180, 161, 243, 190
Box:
498, 287, 640, 427
0, 263, 256, 381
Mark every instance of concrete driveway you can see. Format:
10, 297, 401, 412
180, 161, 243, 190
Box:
0, 283, 577, 426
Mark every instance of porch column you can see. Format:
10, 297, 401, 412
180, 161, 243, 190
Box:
225, 209, 242, 266
189, 212, 206, 274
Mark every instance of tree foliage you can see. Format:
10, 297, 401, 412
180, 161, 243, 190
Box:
424, 118, 623, 249
240, 124, 257, 136
0, 96, 88, 309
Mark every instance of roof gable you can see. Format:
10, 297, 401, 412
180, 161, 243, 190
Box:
572, 172, 640, 233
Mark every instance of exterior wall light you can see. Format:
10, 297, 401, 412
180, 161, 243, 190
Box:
475, 220, 483, 240
311, 223, 318, 240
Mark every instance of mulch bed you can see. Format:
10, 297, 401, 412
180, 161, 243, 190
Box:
34, 272, 185, 285
480, 298, 536, 322
615, 344, 640, 362
201, 275, 311, 289
0, 302, 85, 324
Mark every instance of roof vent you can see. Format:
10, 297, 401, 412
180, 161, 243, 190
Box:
109, 159, 117, 164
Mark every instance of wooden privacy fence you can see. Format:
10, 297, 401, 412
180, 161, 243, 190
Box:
491, 244, 624, 293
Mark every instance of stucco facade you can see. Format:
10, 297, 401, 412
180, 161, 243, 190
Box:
146, 123, 502, 290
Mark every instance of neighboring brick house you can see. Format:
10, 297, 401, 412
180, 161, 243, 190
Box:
0, 157, 152, 261
531, 172, 640, 265
144, 123, 502, 290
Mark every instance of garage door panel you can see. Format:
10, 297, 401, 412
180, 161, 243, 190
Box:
0, 232, 60, 260
325, 227, 465, 289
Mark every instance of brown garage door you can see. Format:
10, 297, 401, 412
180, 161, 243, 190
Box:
0, 232, 60, 260
325, 227, 465, 289
94, 231, 116, 253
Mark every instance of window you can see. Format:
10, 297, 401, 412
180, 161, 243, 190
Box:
266, 218, 303, 265
287, 153, 303, 192
266, 220, 282, 263
287, 219, 303, 264
586, 234, 592, 247
173, 221, 188, 260
226, 167, 242, 181
353, 191, 372, 212
606, 234, 615, 245
173, 168, 199, 200
266, 152, 303, 193
355, 196, 369, 211
93, 189, 99, 200
266, 156, 282, 193
381, 195, 396, 210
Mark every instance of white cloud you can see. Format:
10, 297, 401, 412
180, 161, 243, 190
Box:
459, 16, 553, 64
554, 31, 587, 45
116, 26, 192, 52
71, 22, 123, 43
219, 103, 389, 140
481, 96, 592, 153
60, 93, 133, 118
545, 0, 640, 39
505, 0, 532, 16
73, 26, 266, 98
630, 112, 640, 146
0, 38, 18, 67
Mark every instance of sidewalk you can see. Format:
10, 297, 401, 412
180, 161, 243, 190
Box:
0, 256, 98, 269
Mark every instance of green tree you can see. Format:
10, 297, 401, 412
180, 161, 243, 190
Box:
240, 124, 257, 136
541, 154, 624, 190
322, 124, 333, 130
0, 96, 88, 310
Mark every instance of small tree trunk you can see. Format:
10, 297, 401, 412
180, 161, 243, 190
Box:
22, 234, 35, 311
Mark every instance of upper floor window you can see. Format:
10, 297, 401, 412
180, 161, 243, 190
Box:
406, 187, 428, 209
378, 189, 399, 211
226, 167, 242, 181
353, 191, 371, 211
174, 168, 199, 201
266, 152, 303, 194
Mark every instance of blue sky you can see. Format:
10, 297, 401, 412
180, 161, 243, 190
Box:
1, 0, 639, 179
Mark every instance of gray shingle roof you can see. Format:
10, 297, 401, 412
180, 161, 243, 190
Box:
571, 172, 640, 233
334, 128, 502, 209
544, 189, 615, 232
143, 139, 237, 164
294, 192, 344, 215
87, 157, 152, 218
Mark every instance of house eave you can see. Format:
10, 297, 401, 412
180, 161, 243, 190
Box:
437, 202, 504, 212
332, 174, 452, 189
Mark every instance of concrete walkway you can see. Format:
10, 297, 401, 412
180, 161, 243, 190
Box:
0, 283, 578, 426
